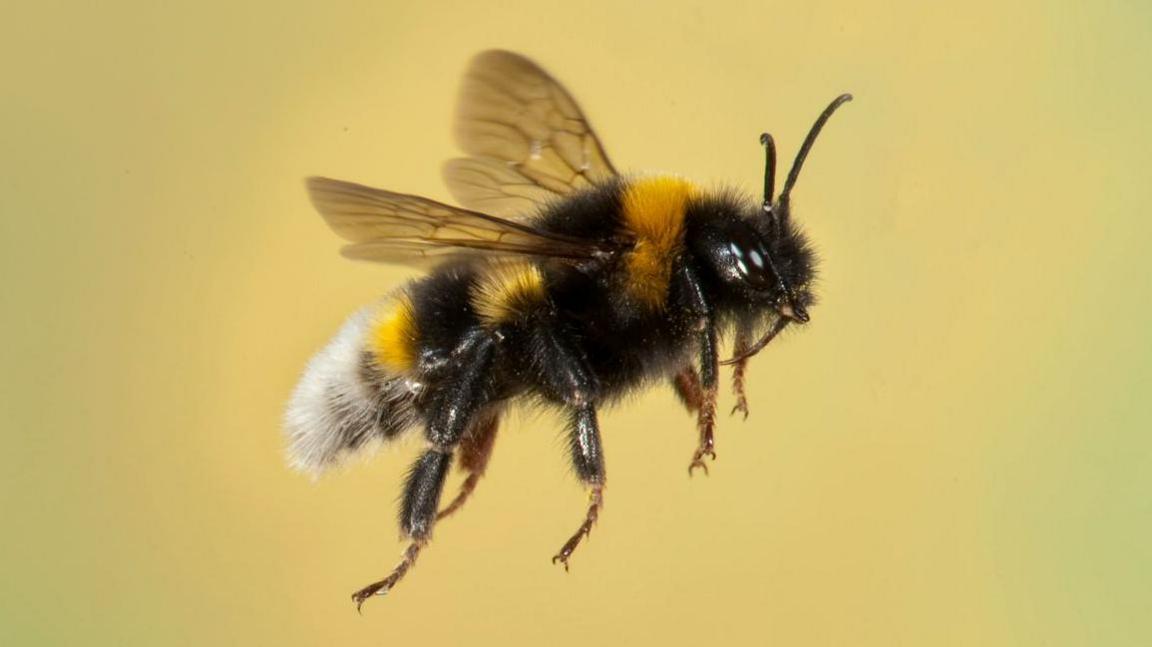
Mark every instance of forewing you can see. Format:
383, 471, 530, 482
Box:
307, 176, 607, 267
444, 50, 618, 218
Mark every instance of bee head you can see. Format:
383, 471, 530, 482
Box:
692, 203, 814, 323
705, 93, 852, 364
697, 94, 850, 319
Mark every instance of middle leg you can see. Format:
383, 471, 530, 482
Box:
525, 323, 606, 570
552, 404, 605, 571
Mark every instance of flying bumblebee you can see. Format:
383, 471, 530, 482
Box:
286, 50, 851, 609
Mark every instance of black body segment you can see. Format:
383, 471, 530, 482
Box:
527, 322, 600, 408
524, 320, 604, 481
422, 329, 499, 448
400, 449, 452, 539
568, 405, 605, 484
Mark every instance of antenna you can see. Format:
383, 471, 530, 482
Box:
759, 132, 777, 212
777, 93, 853, 208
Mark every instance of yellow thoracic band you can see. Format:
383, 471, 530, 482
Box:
620, 176, 696, 307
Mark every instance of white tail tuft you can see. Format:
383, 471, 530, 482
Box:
284, 307, 418, 477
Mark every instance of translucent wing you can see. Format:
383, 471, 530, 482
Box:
307, 176, 611, 266
443, 50, 618, 219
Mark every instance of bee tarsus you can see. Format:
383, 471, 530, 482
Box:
689, 418, 718, 477
551, 485, 604, 572
352, 542, 423, 612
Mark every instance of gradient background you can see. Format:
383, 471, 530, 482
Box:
3, 1, 1150, 644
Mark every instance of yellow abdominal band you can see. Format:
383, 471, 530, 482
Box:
372, 293, 419, 373
471, 263, 547, 326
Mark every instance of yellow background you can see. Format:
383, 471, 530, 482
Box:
3, 1, 1150, 644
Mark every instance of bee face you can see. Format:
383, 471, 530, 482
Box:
759, 204, 816, 322
692, 203, 816, 324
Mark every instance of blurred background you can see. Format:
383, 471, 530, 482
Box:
3, 1, 1150, 644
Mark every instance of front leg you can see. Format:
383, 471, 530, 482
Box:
730, 326, 753, 419
688, 322, 719, 475
674, 265, 719, 475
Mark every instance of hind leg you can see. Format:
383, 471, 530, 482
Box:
352, 449, 449, 610
352, 331, 498, 609
437, 409, 500, 521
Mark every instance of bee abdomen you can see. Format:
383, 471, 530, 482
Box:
284, 306, 419, 476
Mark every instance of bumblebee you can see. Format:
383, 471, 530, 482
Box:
285, 50, 851, 609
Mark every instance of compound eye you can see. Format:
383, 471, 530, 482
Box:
747, 245, 767, 271
726, 241, 774, 290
